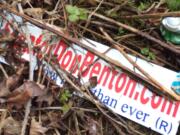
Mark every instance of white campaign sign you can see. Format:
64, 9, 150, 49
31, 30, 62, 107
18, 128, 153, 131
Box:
1, 12, 180, 135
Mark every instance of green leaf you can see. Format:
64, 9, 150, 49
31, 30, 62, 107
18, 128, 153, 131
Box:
60, 90, 72, 103
79, 13, 87, 20
62, 104, 71, 114
166, 0, 180, 11
65, 5, 80, 15
68, 14, 79, 22
79, 8, 88, 20
141, 48, 149, 55
138, 2, 150, 11
148, 52, 156, 60
79, 8, 87, 14
66, 5, 88, 22
118, 27, 125, 35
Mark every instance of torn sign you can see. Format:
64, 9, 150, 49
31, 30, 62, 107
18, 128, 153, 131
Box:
0, 12, 180, 135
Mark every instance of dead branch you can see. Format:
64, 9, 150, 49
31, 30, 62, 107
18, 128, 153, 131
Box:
121, 11, 180, 19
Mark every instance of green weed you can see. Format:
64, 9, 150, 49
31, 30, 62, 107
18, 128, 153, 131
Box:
141, 47, 156, 60
65, 5, 88, 22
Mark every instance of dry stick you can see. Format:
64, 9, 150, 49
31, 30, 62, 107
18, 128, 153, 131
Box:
78, 23, 180, 72
77, 24, 150, 62
0, 64, 8, 79
122, 11, 180, 19
122, 40, 179, 70
92, 13, 180, 55
2, 6, 179, 100
37, 65, 43, 83
77, 23, 176, 70
54, 128, 61, 135
99, 27, 179, 101
0, 111, 7, 134
61, 0, 68, 30
82, 0, 104, 34
140, 2, 156, 14
33, 107, 98, 113
91, 21, 117, 29
0, 109, 7, 112
99, 117, 103, 135
106, 0, 128, 15
74, 113, 81, 135
78, 25, 177, 80
45, 0, 60, 15
17, 3, 34, 135
95, 0, 114, 7
78, 24, 178, 76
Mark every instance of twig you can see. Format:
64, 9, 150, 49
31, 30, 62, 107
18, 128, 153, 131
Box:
0, 111, 7, 134
17, 3, 34, 135
0, 64, 8, 79
122, 40, 179, 70
82, 0, 104, 34
61, 0, 68, 30
92, 12, 180, 55
77, 24, 149, 62
140, 2, 156, 14
21, 100, 31, 135
74, 113, 81, 135
54, 128, 61, 135
90, 21, 117, 29
99, 26, 174, 99
95, 0, 114, 7
0, 109, 7, 112
45, 0, 60, 15
121, 11, 180, 19
33, 106, 98, 113
37, 64, 43, 83
106, 1, 128, 16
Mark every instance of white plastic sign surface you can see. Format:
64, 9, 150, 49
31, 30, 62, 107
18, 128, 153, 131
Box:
1, 13, 180, 135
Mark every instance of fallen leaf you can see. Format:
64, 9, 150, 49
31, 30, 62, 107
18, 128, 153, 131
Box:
0, 75, 20, 97
30, 117, 48, 135
6, 74, 22, 90
1, 117, 21, 135
0, 64, 25, 97
24, 81, 45, 97
7, 81, 45, 109
7, 90, 31, 109
36, 90, 54, 106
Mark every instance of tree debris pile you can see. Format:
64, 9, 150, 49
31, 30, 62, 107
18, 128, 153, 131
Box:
0, 0, 179, 135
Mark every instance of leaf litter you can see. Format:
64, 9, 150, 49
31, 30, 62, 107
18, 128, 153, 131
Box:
0, 0, 179, 135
